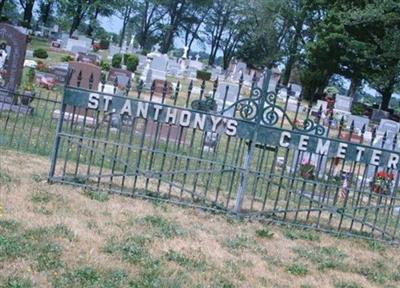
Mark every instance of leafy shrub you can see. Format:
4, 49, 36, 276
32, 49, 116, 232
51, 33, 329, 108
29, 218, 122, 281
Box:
125, 54, 139, 72
196, 70, 211, 81
112, 53, 122, 68
100, 60, 110, 72
99, 38, 110, 50
61, 55, 74, 62
351, 102, 365, 116
33, 48, 48, 59
23, 67, 35, 92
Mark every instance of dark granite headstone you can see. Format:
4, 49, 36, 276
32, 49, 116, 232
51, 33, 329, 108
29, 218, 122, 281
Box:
153, 79, 173, 97
371, 109, 390, 123
68, 62, 101, 90
0, 23, 27, 103
66, 62, 101, 118
76, 52, 98, 65
108, 68, 132, 88
144, 120, 187, 145
48, 64, 69, 84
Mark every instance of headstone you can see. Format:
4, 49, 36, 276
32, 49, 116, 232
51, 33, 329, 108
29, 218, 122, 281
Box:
149, 55, 168, 82
48, 63, 69, 84
76, 52, 98, 65
290, 84, 302, 98
232, 62, 247, 80
188, 59, 203, 71
25, 50, 33, 58
64, 62, 101, 120
334, 95, 352, 112
137, 55, 148, 70
371, 109, 390, 123
0, 23, 27, 103
144, 120, 187, 145
377, 119, 400, 136
167, 60, 181, 76
151, 79, 173, 97
68, 62, 101, 90
286, 98, 299, 112
66, 38, 89, 52
346, 115, 369, 132
215, 83, 239, 116
108, 68, 132, 88
366, 135, 400, 181
71, 45, 88, 54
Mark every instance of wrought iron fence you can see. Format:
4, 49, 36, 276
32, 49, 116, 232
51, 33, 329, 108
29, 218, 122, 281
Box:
0, 87, 62, 155
1, 70, 400, 243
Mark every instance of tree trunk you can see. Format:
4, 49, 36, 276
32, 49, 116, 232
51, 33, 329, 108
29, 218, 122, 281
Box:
22, 0, 35, 27
347, 78, 361, 99
119, 6, 131, 48
380, 88, 393, 111
87, 7, 99, 37
282, 20, 303, 86
69, 0, 84, 37
41, 0, 53, 26
0, 0, 7, 17
161, 28, 174, 54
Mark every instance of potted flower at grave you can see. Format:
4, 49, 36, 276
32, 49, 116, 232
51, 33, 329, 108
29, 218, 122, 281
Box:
20, 67, 35, 105
300, 160, 315, 180
372, 171, 394, 194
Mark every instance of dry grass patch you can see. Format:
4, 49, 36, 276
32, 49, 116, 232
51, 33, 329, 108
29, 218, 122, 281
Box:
1, 149, 400, 287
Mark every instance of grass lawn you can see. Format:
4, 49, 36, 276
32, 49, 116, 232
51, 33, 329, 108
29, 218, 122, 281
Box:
0, 149, 400, 287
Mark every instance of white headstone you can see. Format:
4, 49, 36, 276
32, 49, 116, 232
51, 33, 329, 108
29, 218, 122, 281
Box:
150, 55, 168, 81
71, 45, 88, 54
347, 115, 369, 131
335, 95, 352, 112
377, 119, 400, 136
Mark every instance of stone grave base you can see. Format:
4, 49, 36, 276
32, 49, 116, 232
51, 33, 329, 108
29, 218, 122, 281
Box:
52, 109, 96, 127
0, 101, 33, 114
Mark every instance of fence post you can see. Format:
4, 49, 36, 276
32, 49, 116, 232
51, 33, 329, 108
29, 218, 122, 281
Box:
234, 69, 272, 213
48, 70, 73, 181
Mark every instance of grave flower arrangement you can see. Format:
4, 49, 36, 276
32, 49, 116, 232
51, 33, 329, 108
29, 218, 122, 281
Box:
300, 160, 315, 180
372, 171, 394, 194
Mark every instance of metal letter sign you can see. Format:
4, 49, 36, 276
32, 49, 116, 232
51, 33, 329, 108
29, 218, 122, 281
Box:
47, 69, 400, 243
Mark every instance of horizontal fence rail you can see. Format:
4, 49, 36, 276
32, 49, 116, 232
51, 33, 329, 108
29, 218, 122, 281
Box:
1, 70, 400, 244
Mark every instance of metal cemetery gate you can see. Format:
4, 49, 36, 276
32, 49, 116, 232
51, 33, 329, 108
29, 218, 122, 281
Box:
48, 70, 400, 243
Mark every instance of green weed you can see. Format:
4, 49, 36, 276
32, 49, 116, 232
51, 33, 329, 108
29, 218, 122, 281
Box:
284, 228, 320, 241
82, 189, 109, 202
0, 276, 32, 288
164, 250, 207, 271
357, 259, 388, 284
104, 236, 150, 264
31, 191, 52, 204
286, 263, 308, 276
255, 228, 274, 239
334, 280, 363, 288
141, 215, 184, 238
294, 246, 347, 271
224, 235, 256, 251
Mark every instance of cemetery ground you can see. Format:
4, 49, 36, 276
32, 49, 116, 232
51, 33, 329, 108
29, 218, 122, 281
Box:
1, 149, 400, 288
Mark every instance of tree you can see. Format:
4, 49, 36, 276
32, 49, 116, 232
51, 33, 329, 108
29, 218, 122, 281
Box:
37, 0, 55, 26
130, 0, 167, 50
119, 4, 132, 48
19, 0, 36, 27
179, 0, 212, 56
86, 1, 115, 38
204, 0, 234, 66
236, 0, 288, 69
159, 0, 189, 53
58, 0, 93, 37
342, 0, 400, 110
